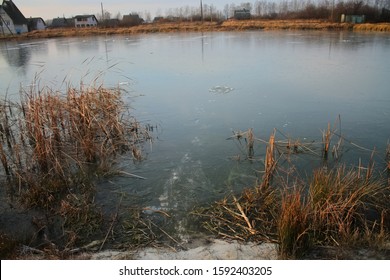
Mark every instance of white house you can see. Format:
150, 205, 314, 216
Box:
27, 17, 46, 31
0, 0, 28, 35
74, 15, 98, 28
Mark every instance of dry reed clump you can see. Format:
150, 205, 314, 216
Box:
0, 83, 152, 250
199, 184, 279, 243
115, 208, 158, 247
262, 130, 276, 187
220, 20, 350, 31
321, 122, 332, 158
6, 84, 149, 202
58, 192, 103, 244
278, 186, 311, 258
246, 128, 255, 159
320, 116, 343, 160
201, 164, 390, 259
353, 23, 390, 32
306, 167, 389, 245
202, 122, 390, 259
226, 128, 256, 161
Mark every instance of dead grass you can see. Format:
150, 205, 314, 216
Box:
280, 166, 389, 259
278, 185, 311, 258
199, 184, 279, 243
201, 164, 390, 259
1, 20, 389, 41
0, 81, 152, 252
353, 23, 390, 32
220, 19, 353, 31
200, 122, 390, 259
263, 129, 277, 188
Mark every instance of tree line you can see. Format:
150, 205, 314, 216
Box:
128, 0, 390, 23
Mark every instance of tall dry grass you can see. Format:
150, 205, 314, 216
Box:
2, 20, 389, 41
353, 23, 390, 32
200, 183, 279, 243
202, 124, 390, 259
0, 82, 153, 251
278, 186, 311, 258
274, 164, 390, 258
321, 122, 332, 158
202, 164, 390, 258
262, 129, 277, 188
0, 83, 150, 208
220, 19, 352, 31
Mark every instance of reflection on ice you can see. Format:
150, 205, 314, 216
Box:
209, 85, 234, 94
158, 153, 213, 212
191, 136, 201, 146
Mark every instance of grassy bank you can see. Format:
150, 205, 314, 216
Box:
1, 20, 390, 41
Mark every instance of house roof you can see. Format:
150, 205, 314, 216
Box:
234, 9, 250, 13
75, 15, 98, 22
51, 17, 73, 27
1, 0, 27, 25
27, 17, 46, 26
123, 14, 141, 19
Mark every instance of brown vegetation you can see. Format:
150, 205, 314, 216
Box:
200, 123, 390, 259
0, 82, 153, 257
220, 19, 355, 30
1, 20, 390, 41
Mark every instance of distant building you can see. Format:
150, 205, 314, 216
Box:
341, 14, 365, 23
122, 14, 143, 26
74, 15, 98, 28
27, 17, 46, 31
166, 16, 180, 22
381, 8, 390, 22
0, 0, 28, 35
234, 9, 251, 20
153, 16, 164, 23
51, 17, 74, 28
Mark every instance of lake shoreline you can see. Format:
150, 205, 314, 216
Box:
12, 237, 390, 260
1, 19, 390, 41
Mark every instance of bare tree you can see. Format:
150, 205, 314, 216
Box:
114, 12, 122, 20
224, 4, 230, 18
254, 1, 262, 16
241, 2, 253, 11
97, 9, 111, 21
144, 11, 152, 22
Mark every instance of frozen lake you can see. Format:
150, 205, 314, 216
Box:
1, 31, 390, 232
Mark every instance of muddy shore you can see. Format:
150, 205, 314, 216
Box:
87, 239, 278, 260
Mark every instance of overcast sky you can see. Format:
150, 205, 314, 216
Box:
14, 0, 245, 20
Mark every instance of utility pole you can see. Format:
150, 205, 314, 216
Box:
331, 0, 335, 22
101, 2, 104, 25
200, 0, 203, 24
